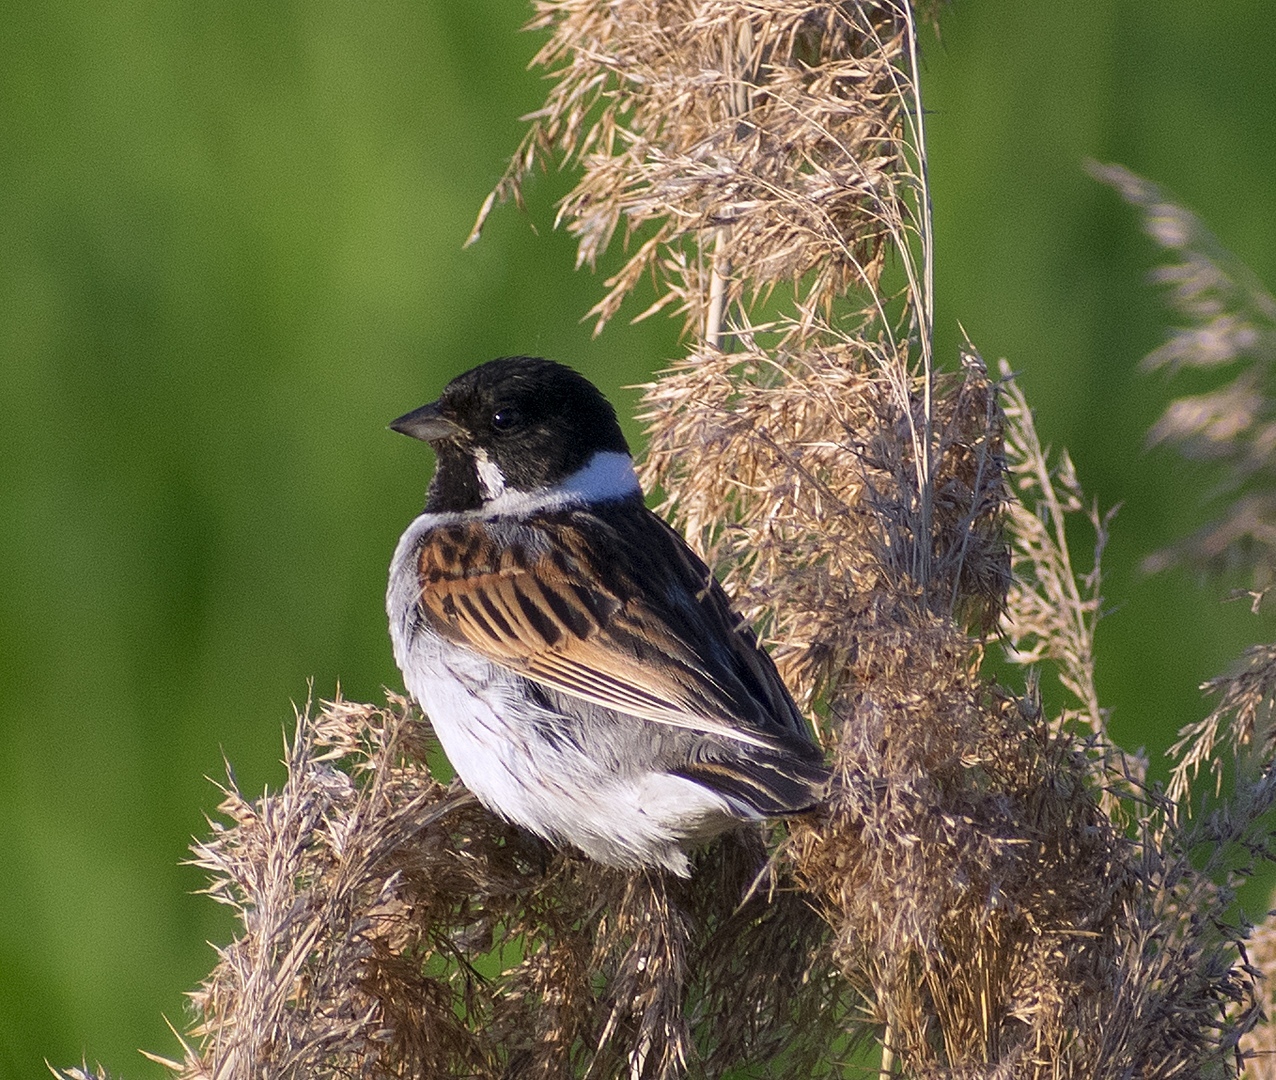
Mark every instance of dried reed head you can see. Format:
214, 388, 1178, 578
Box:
1092, 162, 1276, 800
125, 695, 843, 1080
1089, 163, 1276, 1076
474, 0, 938, 349
1092, 162, 1276, 583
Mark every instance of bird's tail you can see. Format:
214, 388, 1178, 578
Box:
675, 741, 831, 818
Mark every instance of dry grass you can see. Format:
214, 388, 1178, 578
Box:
1090, 163, 1276, 585
126, 696, 837, 1080
55, 4, 1276, 1079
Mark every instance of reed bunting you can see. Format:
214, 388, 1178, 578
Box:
387, 356, 828, 875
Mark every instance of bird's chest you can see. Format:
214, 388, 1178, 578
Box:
391, 590, 530, 767
389, 556, 580, 809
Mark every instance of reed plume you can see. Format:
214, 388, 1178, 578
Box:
57, 4, 1276, 1078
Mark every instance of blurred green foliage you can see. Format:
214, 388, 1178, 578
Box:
0, 2, 1274, 1076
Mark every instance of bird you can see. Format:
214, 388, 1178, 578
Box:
386, 356, 828, 875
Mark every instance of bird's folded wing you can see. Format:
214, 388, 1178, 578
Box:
412, 507, 811, 751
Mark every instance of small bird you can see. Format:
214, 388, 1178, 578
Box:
387, 357, 828, 875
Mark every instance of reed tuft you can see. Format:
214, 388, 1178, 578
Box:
1091, 162, 1276, 585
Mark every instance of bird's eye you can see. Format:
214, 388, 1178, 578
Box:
491, 408, 519, 432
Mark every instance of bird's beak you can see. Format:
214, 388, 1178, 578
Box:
389, 400, 464, 443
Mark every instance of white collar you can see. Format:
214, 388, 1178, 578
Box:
480, 450, 641, 516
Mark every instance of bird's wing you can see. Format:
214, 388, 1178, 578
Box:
411, 501, 813, 752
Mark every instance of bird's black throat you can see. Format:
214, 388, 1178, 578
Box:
424, 444, 484, 513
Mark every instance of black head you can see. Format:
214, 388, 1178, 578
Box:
391, 356, 632, 512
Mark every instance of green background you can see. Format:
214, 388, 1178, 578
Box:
2, 2, 1274, 1076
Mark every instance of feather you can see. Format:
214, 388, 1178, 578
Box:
412, 500, 820, 758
